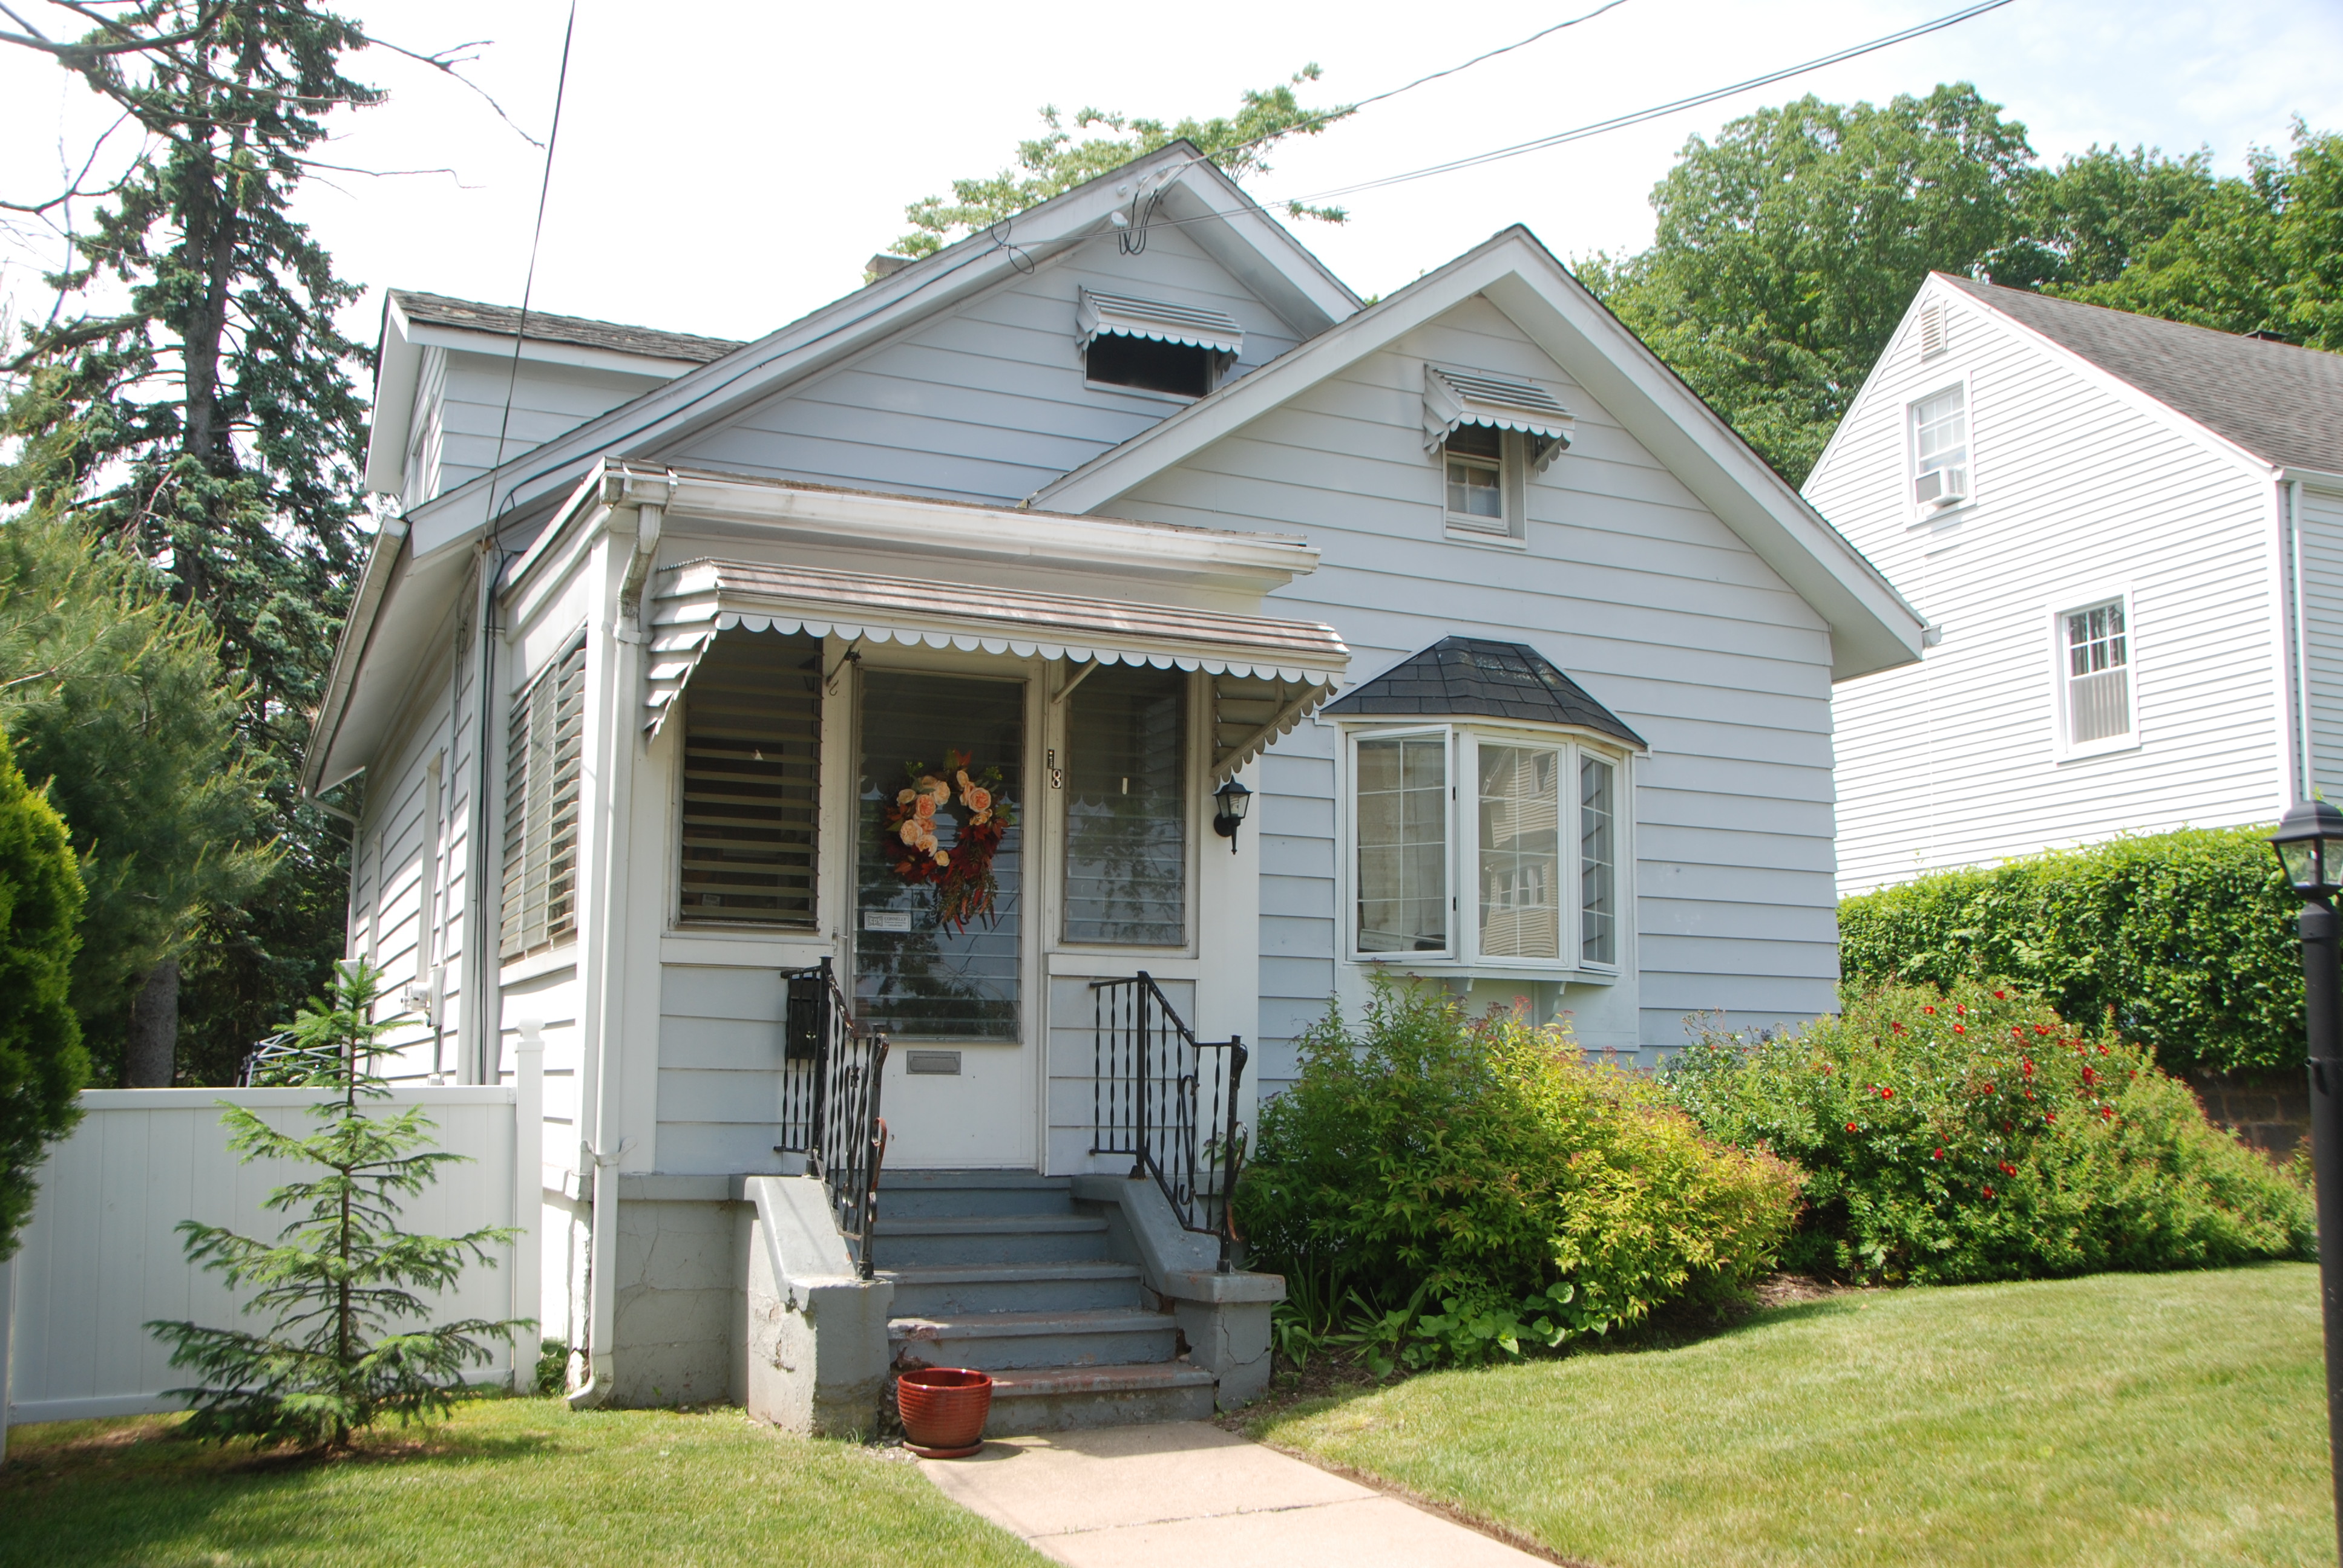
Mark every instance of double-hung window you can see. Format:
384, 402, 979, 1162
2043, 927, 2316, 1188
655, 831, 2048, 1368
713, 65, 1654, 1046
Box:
1351, 726, 1627, 970
1443, 425, 1507, 533
2059, 598, 2134, 753
1909, 384, 1971, 511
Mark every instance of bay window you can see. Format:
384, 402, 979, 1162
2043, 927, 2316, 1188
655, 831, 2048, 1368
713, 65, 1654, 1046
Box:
1350, 725, 1627, 971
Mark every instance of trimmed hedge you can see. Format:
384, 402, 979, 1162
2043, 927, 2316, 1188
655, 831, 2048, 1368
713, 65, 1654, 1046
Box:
1838, 826, 2301, 1074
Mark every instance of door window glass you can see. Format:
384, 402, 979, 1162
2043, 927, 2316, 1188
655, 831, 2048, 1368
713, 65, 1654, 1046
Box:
1064, 665, 1187, 944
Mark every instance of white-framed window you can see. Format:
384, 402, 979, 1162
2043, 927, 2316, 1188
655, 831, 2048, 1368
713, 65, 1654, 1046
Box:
1441, 425, 1526, 543
1908, 381, 1971, 514
1347, 724, 1628, 972
2054, 595, 2136, 756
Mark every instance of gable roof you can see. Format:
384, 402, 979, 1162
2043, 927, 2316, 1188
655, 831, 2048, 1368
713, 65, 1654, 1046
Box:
390, 141, 1362, 563
1324, 637, 1646, 748
391, 290, 745, 364
1939, 275, 2343, 476
1033, 226, 1927, 682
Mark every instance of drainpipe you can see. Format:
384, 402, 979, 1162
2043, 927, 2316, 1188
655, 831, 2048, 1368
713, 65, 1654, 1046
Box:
566, 1132, 629, 1409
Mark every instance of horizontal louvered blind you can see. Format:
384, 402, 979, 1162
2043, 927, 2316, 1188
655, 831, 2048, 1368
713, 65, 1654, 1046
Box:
680, 631, 821, 924
500, 637, 586, 959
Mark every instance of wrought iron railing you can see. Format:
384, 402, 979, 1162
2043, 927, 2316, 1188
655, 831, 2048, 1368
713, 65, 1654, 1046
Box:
778, 958, 890, 1278
1091, 973, 1248, 1272
237, 1031, 327, 1086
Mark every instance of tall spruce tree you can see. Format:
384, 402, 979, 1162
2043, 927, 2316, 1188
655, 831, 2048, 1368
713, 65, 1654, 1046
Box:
1, 2, 382, 1078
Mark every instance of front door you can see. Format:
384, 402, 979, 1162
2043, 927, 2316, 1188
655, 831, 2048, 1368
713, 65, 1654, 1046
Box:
852, 667, 1034, 1168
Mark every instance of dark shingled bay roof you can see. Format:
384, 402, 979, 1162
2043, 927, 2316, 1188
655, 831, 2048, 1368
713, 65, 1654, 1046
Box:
1941, 275, 2343, 475
1325, 637, 1645, 747
391, 290, 744, 365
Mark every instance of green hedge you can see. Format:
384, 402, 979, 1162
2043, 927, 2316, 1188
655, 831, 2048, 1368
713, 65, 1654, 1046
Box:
1838, 826, 2302, 1074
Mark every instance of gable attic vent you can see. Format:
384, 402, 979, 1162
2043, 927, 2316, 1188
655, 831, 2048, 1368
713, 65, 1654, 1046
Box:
1918, 299, 1949, 359
1422, 366, 1575, 473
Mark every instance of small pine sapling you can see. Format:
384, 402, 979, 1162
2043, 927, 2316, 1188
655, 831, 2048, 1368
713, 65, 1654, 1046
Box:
147, 962, 529, 1446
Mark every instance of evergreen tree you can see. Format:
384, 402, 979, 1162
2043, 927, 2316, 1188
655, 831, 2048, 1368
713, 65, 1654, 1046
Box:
885, 65, 1354, 263
148, 962, 527, 1448
0, 724, 87, 1261
1, 2, 384, 1073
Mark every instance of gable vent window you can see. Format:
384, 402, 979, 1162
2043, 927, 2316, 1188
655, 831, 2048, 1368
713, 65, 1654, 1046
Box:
1077, 289, 1242, 399
680, 630, 822, 924
2062, 599, 2133, 750
1909, 384, 1970, 510
1919, 299, 1949, 359
500, 636, 586, 960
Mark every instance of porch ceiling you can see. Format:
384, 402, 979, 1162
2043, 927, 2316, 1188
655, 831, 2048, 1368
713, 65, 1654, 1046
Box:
644, 558, 1349, 777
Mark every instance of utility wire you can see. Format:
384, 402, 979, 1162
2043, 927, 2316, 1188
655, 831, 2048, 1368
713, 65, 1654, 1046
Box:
484, 0, 577, 531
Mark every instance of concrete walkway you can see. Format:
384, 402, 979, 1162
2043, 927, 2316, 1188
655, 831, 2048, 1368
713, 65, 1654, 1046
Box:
919, 1420, 1552, 1566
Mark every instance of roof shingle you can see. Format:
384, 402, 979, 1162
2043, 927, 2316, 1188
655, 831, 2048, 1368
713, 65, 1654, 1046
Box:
1324, 637, 1645, 747
390, 289, 744, 365
1941, 275, 2343, 474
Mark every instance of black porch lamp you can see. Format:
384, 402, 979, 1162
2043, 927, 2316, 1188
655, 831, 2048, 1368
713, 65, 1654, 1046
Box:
1212, 779, 1252, 854
2268, 797, 2343, 1566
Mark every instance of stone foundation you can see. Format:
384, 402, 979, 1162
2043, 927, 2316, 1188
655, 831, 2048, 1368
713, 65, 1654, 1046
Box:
2187, 1068, 2310, 1158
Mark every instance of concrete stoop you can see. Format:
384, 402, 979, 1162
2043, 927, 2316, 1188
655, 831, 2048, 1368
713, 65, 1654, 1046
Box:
873, 1170, 1251, 1436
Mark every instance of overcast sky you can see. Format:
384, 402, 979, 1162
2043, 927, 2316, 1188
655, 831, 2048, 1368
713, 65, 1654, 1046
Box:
2, 0, 2339, 353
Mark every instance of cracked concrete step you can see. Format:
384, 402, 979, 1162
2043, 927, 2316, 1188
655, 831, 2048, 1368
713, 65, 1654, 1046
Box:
868, 1214, 1113, 1267
979, 1361, 1219, 1435
880, 1259, 1145, 1316
876, 1170, 1076, 1218
891, 1307, 1179, 1373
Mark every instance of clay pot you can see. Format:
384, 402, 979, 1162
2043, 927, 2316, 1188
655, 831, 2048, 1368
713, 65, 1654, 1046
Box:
896, 1367, 993, 1457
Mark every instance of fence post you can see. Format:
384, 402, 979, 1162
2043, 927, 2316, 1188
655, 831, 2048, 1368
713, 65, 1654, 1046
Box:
512, 1019, 545, 1393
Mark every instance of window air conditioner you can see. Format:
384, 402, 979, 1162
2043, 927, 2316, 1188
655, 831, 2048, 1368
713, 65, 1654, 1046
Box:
1914, 469, 1966, 508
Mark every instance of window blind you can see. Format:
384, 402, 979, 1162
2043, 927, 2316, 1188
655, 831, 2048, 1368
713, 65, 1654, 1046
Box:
680, 631, 822, 924
500, 637, 586, 959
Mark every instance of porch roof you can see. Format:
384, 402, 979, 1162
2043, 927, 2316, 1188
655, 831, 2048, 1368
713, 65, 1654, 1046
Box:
645, 558, 1351, 779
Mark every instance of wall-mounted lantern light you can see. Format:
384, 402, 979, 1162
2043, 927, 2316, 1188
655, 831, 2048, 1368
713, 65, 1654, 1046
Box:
1212, 779, 1253, 854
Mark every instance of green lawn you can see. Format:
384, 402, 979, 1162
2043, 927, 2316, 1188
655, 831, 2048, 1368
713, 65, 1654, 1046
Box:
1255, 1263, 2334, 1568
0, 1397, 1049, 1568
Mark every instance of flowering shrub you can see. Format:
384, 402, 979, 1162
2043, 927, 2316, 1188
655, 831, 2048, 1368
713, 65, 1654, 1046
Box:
1236, 977, 1800, 1369
1663, 978, 2315, 1283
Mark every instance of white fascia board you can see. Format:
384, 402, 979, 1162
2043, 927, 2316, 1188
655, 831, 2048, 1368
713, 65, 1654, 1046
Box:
1033, 229, 1926, 682
400, 144, 1345, 566
2282, 466, 2343, 492
362, 296, 423, 496
301, 517, 412, 794
401, 319, 707, 380
501, 462, 1323, 610
1152, 170, 1360, 336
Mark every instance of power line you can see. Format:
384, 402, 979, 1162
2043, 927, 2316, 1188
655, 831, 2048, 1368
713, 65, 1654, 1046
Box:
485, 0, 577, 531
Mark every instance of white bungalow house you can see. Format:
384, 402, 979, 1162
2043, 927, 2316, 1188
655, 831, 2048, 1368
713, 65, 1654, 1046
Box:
305, 143, 1922, 1424
1809, 275, 2343, 895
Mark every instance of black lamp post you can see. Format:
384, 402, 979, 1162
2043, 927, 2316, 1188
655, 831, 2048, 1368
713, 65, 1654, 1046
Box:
1212, 779, 1252, 854
2270, 797, 2343, 1564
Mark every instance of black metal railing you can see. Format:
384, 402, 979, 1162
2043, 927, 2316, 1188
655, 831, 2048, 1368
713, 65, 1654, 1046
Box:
1091, 973, 1248, 1272
778, 958, 890, 1278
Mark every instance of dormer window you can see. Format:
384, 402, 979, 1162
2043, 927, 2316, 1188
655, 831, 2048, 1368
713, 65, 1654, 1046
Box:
1076, 289, 1242, 400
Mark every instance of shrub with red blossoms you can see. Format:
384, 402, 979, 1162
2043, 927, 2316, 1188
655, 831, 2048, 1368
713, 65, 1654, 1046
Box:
1662, 976, 2313, 1284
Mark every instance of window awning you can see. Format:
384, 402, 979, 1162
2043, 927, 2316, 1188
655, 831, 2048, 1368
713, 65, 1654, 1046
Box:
1423, 365, 1575, 472
645, 559, 1348, 779
1076, 289, 1245, 358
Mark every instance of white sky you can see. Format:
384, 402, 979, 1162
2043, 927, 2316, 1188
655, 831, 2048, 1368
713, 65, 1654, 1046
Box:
2, 0, 2339, 353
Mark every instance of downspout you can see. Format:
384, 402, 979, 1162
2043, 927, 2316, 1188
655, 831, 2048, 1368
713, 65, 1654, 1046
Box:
567, 480, 667, 1410
465, 544, 499, 1084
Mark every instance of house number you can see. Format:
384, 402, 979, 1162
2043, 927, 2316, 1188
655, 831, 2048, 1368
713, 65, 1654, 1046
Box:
1047, 748, 1063, 789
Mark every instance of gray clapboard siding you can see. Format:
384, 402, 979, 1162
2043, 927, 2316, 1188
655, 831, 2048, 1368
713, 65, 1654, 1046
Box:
1812, 288, 2283, 895
664, 224, 1300, 504
1108, 295, 1843, 1062
2301, 486, 2343, 796
427, 350, 676, 505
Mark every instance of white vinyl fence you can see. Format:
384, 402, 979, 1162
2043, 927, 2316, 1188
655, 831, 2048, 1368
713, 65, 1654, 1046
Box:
5, 1079, 536, 1431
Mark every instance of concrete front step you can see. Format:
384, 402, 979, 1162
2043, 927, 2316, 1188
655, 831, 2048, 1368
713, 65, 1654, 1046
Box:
881, 1259, 1145, 1316
870, 1214, 1111, 1267
892, 1307, 1178, 1373
980, 1362, 1219, 1434
876, 1171, 1075, 1218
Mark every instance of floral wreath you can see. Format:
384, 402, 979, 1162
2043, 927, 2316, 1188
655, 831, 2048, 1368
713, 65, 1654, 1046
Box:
879, 748, 1017, 930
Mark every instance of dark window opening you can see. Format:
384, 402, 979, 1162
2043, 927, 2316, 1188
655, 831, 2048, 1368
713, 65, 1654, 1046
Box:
1086, 333, 1213, 397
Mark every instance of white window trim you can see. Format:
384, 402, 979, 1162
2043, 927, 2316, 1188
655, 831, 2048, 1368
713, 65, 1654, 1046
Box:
1441, 427, 1530, 546
2048, 587, 2140, 762
1906, 371, 1978, 526
1335, 718, 1633, 978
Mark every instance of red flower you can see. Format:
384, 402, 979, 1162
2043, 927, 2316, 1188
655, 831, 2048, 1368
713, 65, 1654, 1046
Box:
1845, 1122, 1859, 1133
1982, 1082, 1996, 1094
1923, 1005, 1938, 1015
1994, 990, 2008, 1000
2025, 1088, 2036, 1100
2011, 1027, 2027, 1040
1892, 1022, 1906, 1034
1955, 1004, 1968, 1016
1983, 1184, 1996, 1199
2035, 1025, 2053, 1036
2022, 1059, 2036, 1079
1933, 1148, 1946, 1160
2082, 1066, 2098, 1087
1879, 1086, 1895, 1100
1999, 1160, 2017, 1176
1953, 1024, 1967, 1034
2045, 1112, 2058, 1123
2100, 1106, 2117, 1121
2097, 1044, 2111, 1056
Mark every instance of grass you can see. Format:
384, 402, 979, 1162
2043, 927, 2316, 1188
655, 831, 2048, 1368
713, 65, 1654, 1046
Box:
0, 1396, 1050, 1568
1254, 1263, 2334, 1568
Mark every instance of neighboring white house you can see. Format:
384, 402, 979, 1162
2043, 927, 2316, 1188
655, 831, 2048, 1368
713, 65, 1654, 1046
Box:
303, 142, 1923, 1407
1810, 275, 2343, 895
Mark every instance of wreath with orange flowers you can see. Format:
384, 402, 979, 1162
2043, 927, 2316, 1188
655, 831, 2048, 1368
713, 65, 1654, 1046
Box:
879, 749, 1017, 930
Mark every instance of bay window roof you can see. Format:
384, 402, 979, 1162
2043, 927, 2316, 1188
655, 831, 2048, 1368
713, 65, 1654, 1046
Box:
1423, 366, 1575, 472
1076, 289, 1245, 358
1325, 637, 1644, 750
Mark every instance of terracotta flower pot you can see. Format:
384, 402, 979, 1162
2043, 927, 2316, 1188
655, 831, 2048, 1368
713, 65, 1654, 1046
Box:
897, 1367, 993, 1457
